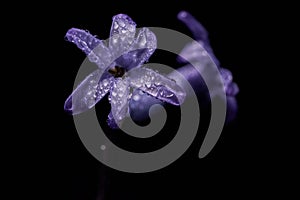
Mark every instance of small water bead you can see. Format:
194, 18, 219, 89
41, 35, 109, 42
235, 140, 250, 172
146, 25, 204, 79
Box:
113, 22, 119, 29
145, 82, 151, 88
118, 20, 125, 28
111, 91, 117, 97
133, 94, 140, 101
103, 79, 109, 87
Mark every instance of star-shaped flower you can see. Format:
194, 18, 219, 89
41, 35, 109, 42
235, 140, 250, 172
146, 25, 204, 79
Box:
64, 14, 186, 128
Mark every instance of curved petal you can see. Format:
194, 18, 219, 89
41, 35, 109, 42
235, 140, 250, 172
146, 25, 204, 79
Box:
129, 89, 163, 121
107, 111, 119, 129
64, 69, 114, 115
65, 28, 112, 69
177, 11, 220, 66
128, 68, 186, 105
109, 14, 136, 58
177, 11, 209, 43
116, 28, 157, 70
220, 68, 239, 96
109, 78, 130, 127
177, 41, 211, 65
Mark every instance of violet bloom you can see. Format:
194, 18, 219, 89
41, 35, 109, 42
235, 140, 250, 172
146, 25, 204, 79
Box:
64, 14, 186, 128
177, 11, 239, 97
177, 11, 239, 121
129, 11, 239, 122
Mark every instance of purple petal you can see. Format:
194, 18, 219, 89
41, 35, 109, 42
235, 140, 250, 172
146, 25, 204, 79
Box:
177, 11, 220, 66
109, 78, 130, 127
65, 28, 102, 54
64, 69, 113, 115
107, 111, 119, 129
177, 11, 209, 43
178, 41, 211, 67
65, 28, 112, 69
129, 89, 163, 121
220, 68, 239, 96
128, 68, 186, 105
176, 12, 239, 98
109, 14, 136, 58
116, 28, 157, 70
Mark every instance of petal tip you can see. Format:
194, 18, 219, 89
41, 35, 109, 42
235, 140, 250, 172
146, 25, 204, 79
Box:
112, 14, 136, 26
178, 11, 189, 19
64, 96, 73, 115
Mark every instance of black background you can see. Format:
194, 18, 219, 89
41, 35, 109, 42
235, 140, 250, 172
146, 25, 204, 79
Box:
39, 0, 280, 199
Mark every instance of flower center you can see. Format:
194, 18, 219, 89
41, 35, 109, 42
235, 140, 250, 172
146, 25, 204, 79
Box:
108, 66, 125, 78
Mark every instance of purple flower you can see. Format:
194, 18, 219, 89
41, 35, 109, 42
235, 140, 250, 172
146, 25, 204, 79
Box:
64, 14, 186, 128
129, 11, 239, 122
177, 11, 239, 97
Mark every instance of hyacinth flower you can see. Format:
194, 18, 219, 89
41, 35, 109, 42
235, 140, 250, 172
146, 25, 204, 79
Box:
129, 11, 239, 122
177, 11, 239, 96
177, 11, 239, 121
64, 14, 186, 128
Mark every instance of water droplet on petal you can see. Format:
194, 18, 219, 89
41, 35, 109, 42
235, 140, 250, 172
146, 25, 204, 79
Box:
119, 20, 125, 27
103, 79, 108, 87
166, 93, 174, 98
128, 26, 134, 32
114, 22, 119, 29
145, 82, 151, 88
112, 91, 117, 97
133, 94, 140, 101
159, 90, 164, 96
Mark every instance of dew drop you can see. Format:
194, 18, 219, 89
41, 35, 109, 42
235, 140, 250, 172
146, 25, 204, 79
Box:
103, 80, 108, 87
133, 94, 140, 101
112, 91, 117, 97
159, 90, 164, 96
114, 22, 119, 29
119, 20, 125, 27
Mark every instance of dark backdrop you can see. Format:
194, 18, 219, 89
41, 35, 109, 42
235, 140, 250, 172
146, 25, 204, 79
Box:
52, 1, 262, 199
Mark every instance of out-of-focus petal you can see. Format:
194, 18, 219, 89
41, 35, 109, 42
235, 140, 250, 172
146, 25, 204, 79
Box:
177, 11, 219, 66
178, 41, 211, 65
177, 11, 209, 42
220, 68, 239, 96
64, 69, 114, 115
129, 89, 162, 121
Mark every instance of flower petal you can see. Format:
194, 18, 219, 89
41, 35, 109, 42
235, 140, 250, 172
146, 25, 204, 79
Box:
109, 14, 136, 58
220, 68, 239, 96
64, 69, 114, 115
107, 111, 119, 129
177, 11, 220, 66
109, 78, 130, 127
65, 28, 112, 69
116, 28, 157, 70
128, 68, 186, 105
129, 89, 162, 121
